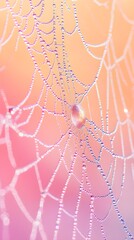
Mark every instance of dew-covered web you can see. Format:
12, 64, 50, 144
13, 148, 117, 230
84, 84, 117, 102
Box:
0, 0, 134, 239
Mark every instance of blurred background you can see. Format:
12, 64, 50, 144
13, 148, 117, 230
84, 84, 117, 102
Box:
0, 0, 134, 239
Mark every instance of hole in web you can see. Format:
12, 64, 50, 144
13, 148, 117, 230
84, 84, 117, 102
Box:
0, 0, 134, 240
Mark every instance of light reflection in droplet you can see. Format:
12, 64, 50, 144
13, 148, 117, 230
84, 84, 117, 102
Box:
71, 104, 86, 129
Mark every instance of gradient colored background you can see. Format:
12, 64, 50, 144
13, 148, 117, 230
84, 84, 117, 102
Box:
0, 0, 134, 239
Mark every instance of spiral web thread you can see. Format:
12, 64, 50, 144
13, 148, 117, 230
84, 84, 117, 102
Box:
0, 0, 134, 239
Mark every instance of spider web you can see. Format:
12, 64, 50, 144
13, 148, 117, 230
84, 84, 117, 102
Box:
0, 0, 134, 239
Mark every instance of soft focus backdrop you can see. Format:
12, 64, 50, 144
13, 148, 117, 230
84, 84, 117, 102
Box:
0, 0, 134, 240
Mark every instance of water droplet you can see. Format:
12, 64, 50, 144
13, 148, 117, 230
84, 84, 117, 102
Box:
71, 104, 86, 129
19, 132, 24, 137
1, 213, 10, 226
124, 108, 128, 113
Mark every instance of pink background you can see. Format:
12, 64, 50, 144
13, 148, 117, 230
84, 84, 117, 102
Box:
0, 0, 134, 239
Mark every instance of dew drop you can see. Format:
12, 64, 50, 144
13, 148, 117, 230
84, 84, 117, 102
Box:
19, 132, 24, 137
71, 104, 86, 129
1, 213, 10, 226
124, 108, 128, 113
